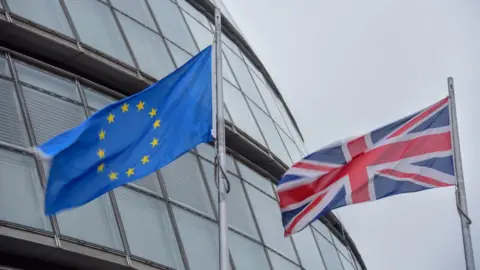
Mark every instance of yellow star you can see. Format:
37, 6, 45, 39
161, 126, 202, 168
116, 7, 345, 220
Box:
149, 108, 157, 118
141, 155, 150, 165
99, 129, 106, 140
136, 100, 145, 111
121, 103, 129, 113
150, 137, 159, 148
126, 168, 135, 177
153, 119, 161, 129
108, 171, 118, 181
97, 163, 105, 172
107, 113, 115, 124
97, 148, 105, 159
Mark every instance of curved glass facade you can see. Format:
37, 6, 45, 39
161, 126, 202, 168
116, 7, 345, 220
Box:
0, 1, 363, 270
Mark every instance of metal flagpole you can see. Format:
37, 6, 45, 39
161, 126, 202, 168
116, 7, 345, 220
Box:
448, 77, 476, 270
212, 4, 229, 270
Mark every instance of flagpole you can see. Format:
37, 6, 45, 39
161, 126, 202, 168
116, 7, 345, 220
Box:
213, 5, 229, 270
448, 77, 476, 270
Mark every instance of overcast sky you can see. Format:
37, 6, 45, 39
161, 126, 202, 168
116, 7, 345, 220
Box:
221, 0, 480, 269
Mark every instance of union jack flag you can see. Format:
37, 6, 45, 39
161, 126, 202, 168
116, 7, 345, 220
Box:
277, 97, 456, 236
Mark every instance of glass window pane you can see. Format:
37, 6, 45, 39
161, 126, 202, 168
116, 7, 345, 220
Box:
314, 231, 343, 270
166, 41, 193, 68
226, 173, 259, 239
196, 143, 215, 161
110, 0, 156, 29
183, 13, 212, 51
148, 0, 197, 54
173, 206, 219, 270
84, 88, 116, 110
161, 153, 213, 216
245, 185, 298, 262
118, 13, 174, 79
292, 227, 326, 270
237, 162, 275, 197
23, 86, 86, 145
0, 149, 52, 231
222, 35, 242, 57
340, 254, 355, 270
223, 47, 265, 110
312, 221, 334, 242
15, 62, 79, 101
332, 234, 352, 262
57, 194, 124, 250
0, 55, 11, 77
199, 160, 217, 211
131, 172, 163, 196
249, 101, 291, 164
224, 81, 266, 147
268, 250, 302, 270
279, 129, 302, 163
222, 52, 239, 87
116, 187, 184, 269
229, 230, 270, 270
65, 0, 134, 66
0, 79, 29, 147
7, 0, 74, 37
176, 0, 210, 28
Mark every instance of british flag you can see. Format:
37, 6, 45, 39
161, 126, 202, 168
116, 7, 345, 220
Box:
277, 97, 456, 236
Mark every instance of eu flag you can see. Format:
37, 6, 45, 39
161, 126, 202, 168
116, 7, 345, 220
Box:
36, 46, 213, 215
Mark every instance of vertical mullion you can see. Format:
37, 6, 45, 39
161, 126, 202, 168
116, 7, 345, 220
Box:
310, 226, 330, 270
105, 0, 142, 78
58, 0, 83, 51
233, 160, 274, 270
5, 53, 62, 247
155, 169, 191, 270
76, 80, 133, 267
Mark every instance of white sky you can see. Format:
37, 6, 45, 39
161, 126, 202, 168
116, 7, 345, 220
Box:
221, 0, 480, 269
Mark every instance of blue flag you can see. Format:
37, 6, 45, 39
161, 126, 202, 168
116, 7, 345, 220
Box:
36, 46, 213, 215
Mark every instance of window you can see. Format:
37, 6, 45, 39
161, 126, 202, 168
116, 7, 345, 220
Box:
0, 55, 10, 77
148, 0, 197, 54
0, 79, 29, 147
245, 185, 298, 262
249, 102, 291, 164
56, 194, 124, 250
22, 86, 85, 145
0, 149, 52, 231
117, 13, 174, 79
196, 143, 215, 161
7, 0, 73, 37
340, 255, 355, 270
292, 227, 326, 270
237, 162, 275, 198
183, 13, 213, 51
173, 206, 220, 270
221, 52, 238, 87
65, 0, 134, 66
332, 234, 351, 262
176, 0, 211, 29
131, 172, 163, 197
312, 221, 334, 241
314, 231, 344, 270
115, 187, 184, 269
166, 41, 193, 68
15, 62, 80, 101
225, 173, 259, 239
199, 160, 218, 211
268, 250, 302, 270
280, 130, 302, 163
161, 153, 213, 216
222, 35, 242, 57
110, 0, 156, 30
84, 88, 116, 111
223, 47, 265, 110
229, 230, 270, 270
223, 81, 266, 147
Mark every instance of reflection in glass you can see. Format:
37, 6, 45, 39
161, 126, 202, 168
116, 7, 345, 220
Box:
84, 88, 116, 110
110, 0, 157, 30
148, 0, 197, 54
7, 0, 73, 37
65, 0, 134, 66
0, 149, 52, 231
57, 194, 124, 250
237, 162, 275, 197
131, 172, 163, 196
166, 41, 193, 68
116, 187, 184, 269
0, 79, 29, 147
183, 13, 213, 51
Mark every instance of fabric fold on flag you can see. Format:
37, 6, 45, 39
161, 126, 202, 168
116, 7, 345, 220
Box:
36, 45, 213, 215
277, 97, 455, 236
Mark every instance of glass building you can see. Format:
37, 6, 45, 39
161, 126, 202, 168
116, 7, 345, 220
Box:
0, 0, 366, 269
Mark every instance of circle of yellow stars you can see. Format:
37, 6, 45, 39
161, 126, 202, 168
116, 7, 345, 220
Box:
96, 100, 161, 181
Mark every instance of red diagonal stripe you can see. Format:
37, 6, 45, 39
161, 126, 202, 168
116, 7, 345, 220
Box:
278, 132, 451, 207
285, 192, 327, 236
388, 97, 449, 139
293, 162, 338, 172
378, 169, 453, 187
